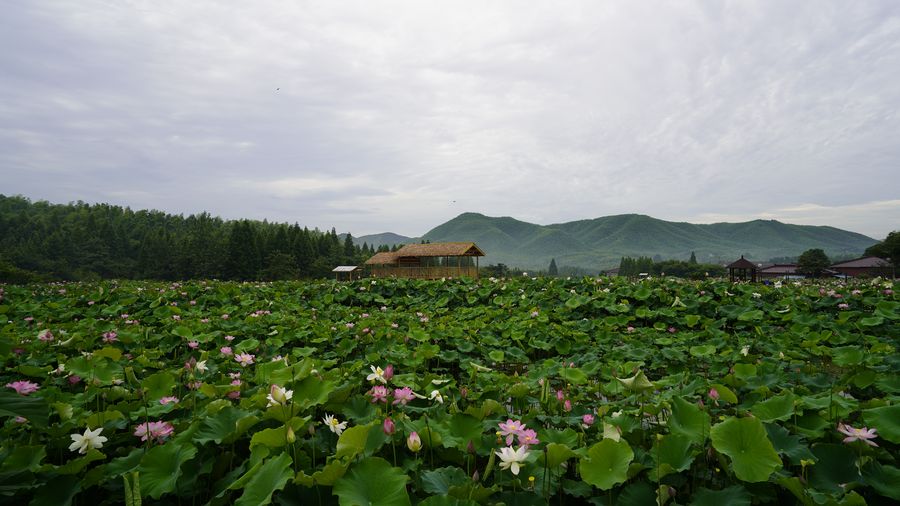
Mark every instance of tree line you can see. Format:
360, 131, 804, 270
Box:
617, 252, 726, 279
0, 195, 395, 282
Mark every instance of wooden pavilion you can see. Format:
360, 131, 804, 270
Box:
332, 265, 361, 281
365, 242, 485, 279
727, 256, 758, 282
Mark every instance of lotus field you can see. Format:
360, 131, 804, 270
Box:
1, 276, 898, 505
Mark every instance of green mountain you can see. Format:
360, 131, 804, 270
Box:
353, 232, 414, 249
421, 212, 878, 271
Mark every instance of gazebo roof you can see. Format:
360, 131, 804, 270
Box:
727, 256, 758, 269
332, 266, 360, 272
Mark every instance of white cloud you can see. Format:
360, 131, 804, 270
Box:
1, 0, 898, 238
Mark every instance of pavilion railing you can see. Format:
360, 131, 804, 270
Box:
369, 266, 479, 279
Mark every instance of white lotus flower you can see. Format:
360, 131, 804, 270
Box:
366, 365, 387, 384
429, 390, 444, 404
69, 427, 108, 454
267, 384, 293, 407
323, 414, 347, 435
495, 445, 529, 475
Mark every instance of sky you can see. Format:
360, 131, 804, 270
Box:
1, 1, 898, 239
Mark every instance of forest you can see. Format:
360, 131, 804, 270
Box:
0, 195, 386, 282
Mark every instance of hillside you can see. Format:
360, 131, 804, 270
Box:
352, 232, 414, 249
420, 212, 877, 271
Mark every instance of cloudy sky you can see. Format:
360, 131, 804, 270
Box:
2, 1, 898, 239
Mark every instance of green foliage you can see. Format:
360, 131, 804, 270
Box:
797, 248, 831, 278
865, 230, 900, 268
0, 275, 896, 504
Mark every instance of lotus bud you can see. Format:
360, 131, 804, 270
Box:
383, 364, 394, 381
472, 470, 480, 482
383, 417, 395, 436
286, 426, 296, 443
466, 439, 476, 455
708, 388, 719, 401
582, 414, 595, 427
407, 431, 422, 452
564, 399, 572, 412
460, 386, 468, 399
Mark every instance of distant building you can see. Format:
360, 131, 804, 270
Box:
365, 242, 485, 279
829, 256, 892, 278
758, 264, 801, 279
332, 265, 361, 281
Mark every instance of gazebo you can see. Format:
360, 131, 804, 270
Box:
727, 256, 758, 282
365, 242, 485, 279
332, 265, 361, 281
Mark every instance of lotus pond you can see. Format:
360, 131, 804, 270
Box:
0, 276, 898, 505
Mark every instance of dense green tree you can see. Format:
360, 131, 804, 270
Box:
689, 251, 697, 264
548, 258, 558, 276
797, 248, 831, 278
865, 231, 899, 269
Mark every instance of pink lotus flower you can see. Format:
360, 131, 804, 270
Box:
187, 341, 199, 349
582, 414, 595, 427
708, 388, 720, 401
368, 385, 389, 404
159, 396, 179, 405
220, 346, 233, 356
556, 390, 564, 402
234, 352, 255, 367
134, 421, 174, 442
407, 432, 422, 452
224, 335, 235, 342
838, 423, 878, 447
518, 429, 540, 447
37, 329, 54, 342
68, 375, 82, 385
6, 380, 40, 395
102, 331, 118, 343
383, 364, 394, 381
564, 399, 572, 412
393, 387, 415, 405
498, 419, 526, 446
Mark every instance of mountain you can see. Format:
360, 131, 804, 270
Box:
352, 232, 414, 249
420, 212, 878, 271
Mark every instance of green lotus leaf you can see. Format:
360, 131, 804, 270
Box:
651, 433, 694, 480
690, 485, 751, 506
2, 385, 46, 425
831, 346, 864, 367
294, 459, 349, 487
751, 392, 795, 422
235, 452, 293, 506
863, 462, 900, 501
579, 439, 634, 491
421, 466, 469, 495
336, 422, 375, 460
139, 443, 198, 499
689, 345, 716, 357
438, 413, 484, 451
764, 423, 815, 466
544, 443, 576, 468
710, 416, 781, 483
560, 366, 587, 384
732, 363, 756, 379
616, 370, 654, 393
616, 481, 656, 506
863, 404, 900, 443
668, 396, 710, 445
141, 371, 176, 400
333, 457, 411, 506
709, 383, 738, 404
808, 444, 860, 493
194, 406, 256, 445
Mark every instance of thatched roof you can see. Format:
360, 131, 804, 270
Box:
365, 252, 400, 265
394, 242, 485, 257
364, 242, 485, 265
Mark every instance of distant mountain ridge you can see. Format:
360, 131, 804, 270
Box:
352, 232, 414, 249
368, 212, 876, 271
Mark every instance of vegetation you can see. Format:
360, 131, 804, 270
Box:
866, 231, 900, 269
0, 276, 897, 504
0, 195, 377, 282
618, 256, 726, 279
797, 249, 831, 278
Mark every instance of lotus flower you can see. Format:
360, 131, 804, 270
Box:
69, 427, 108, 454
495, 446, 529, 475
837, 423, 878, 447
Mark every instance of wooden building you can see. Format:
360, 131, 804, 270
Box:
365, 242, 485, 279
727, 256, 758, 282
829, 256, 892, 278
